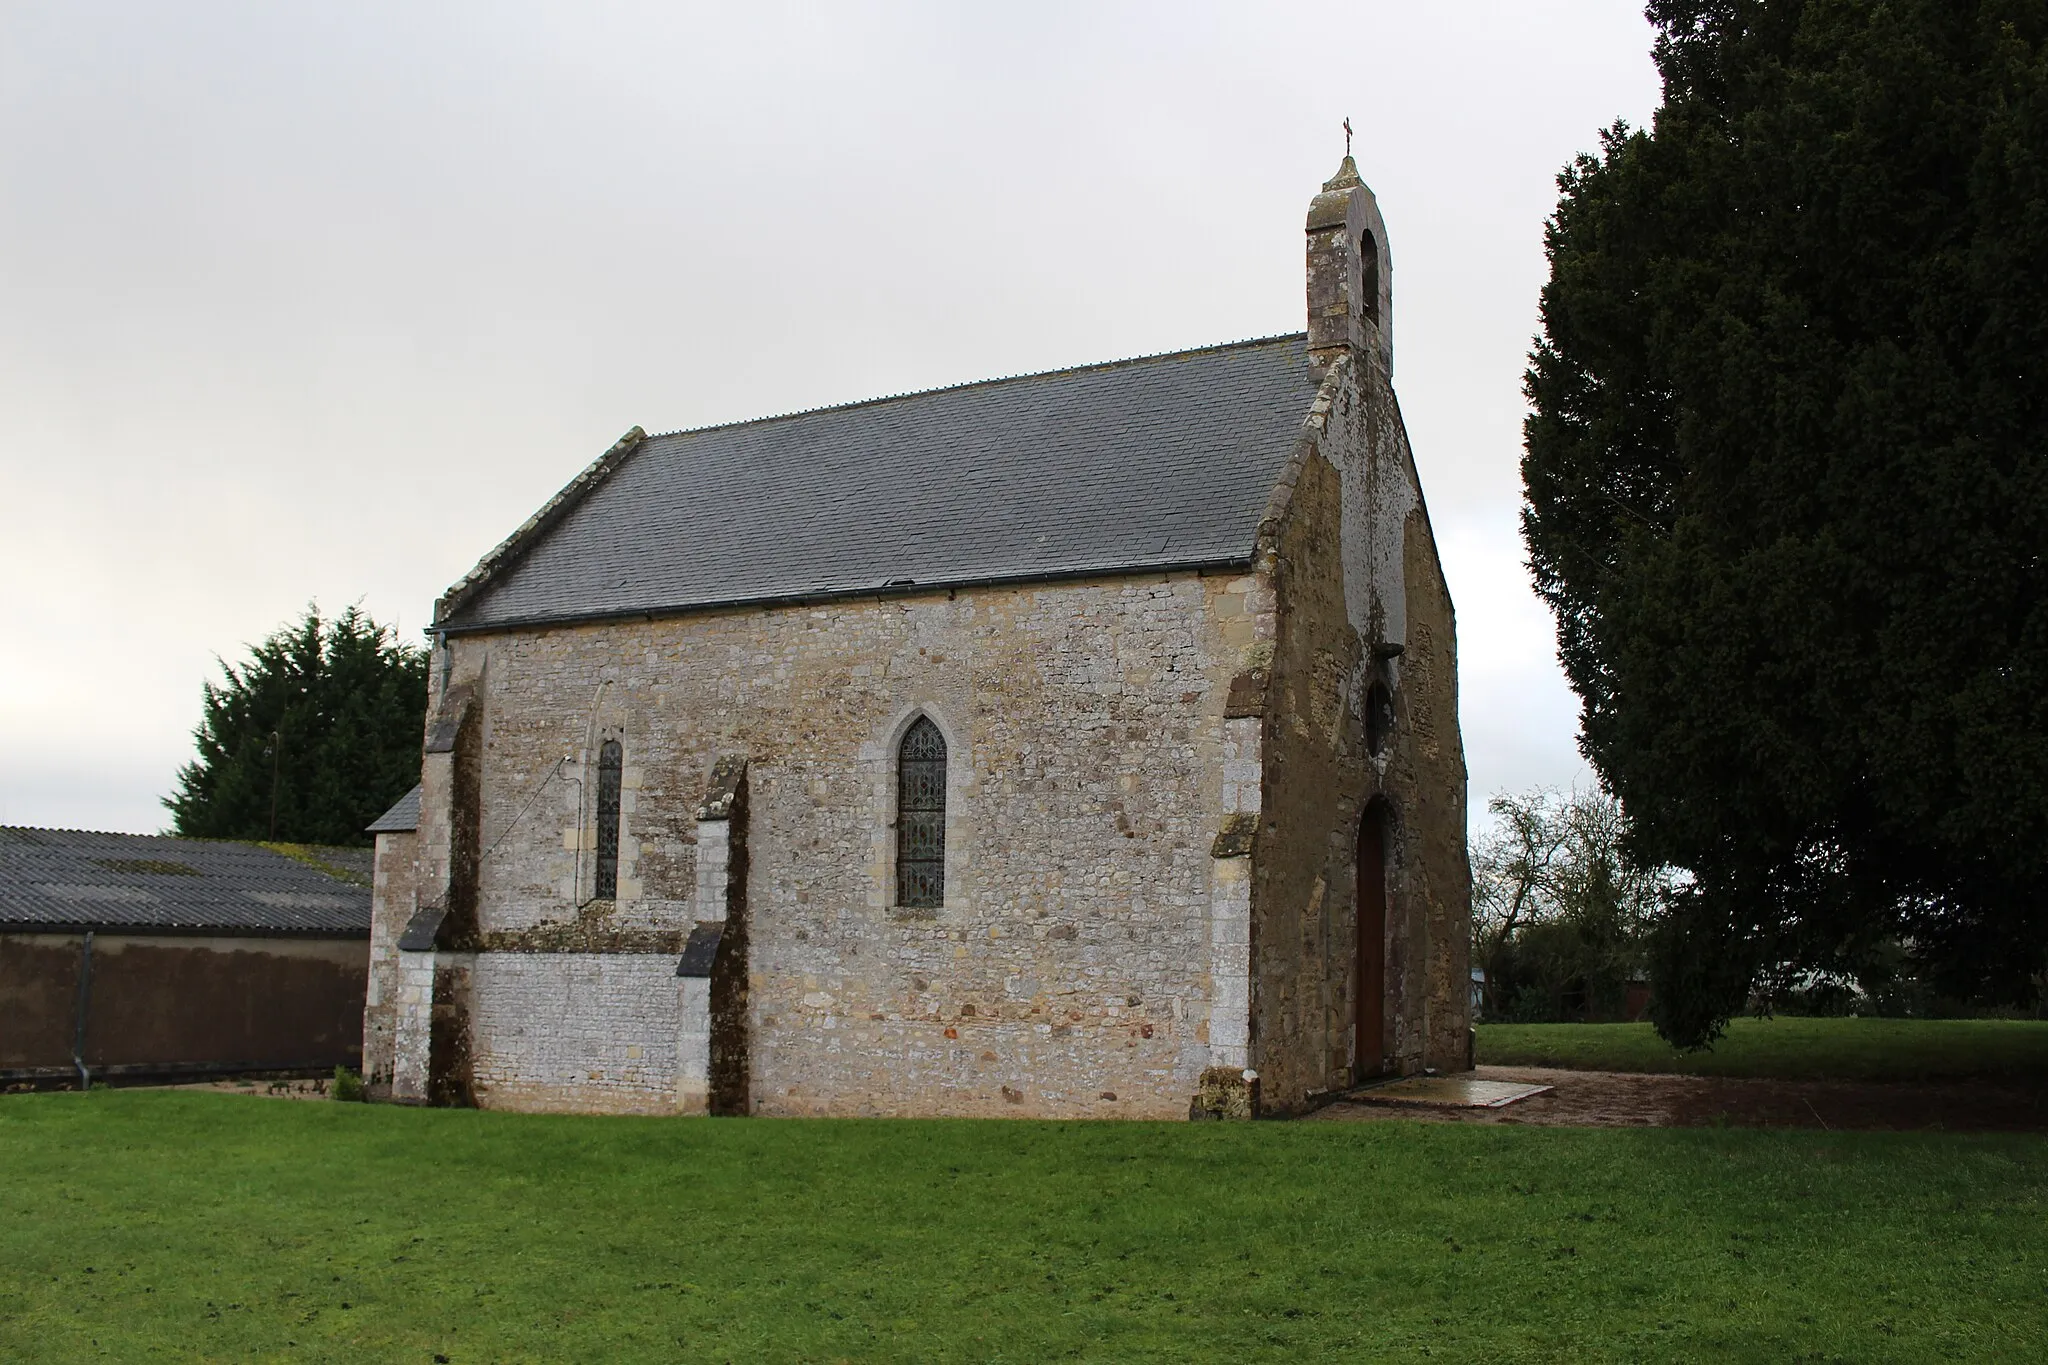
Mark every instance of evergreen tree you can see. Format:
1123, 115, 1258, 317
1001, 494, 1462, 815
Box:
1523, 0, 2048, 1045
165, 605, 429, 846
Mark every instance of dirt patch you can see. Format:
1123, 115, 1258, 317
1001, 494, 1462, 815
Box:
1308, 1065, 2048, 1132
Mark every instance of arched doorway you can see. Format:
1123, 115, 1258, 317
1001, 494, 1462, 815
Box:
1355, 800, 1388, 1080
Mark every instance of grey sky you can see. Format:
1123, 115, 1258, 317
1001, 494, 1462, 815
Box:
0, 2, 1660, 833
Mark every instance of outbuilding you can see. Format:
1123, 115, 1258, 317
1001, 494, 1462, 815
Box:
0, 826, 371, 1087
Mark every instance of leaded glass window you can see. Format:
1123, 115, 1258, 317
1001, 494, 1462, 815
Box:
594, 738, 622, 900
896, 716, 946, 908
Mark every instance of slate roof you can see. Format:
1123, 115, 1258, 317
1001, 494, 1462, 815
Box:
440, 334, 1316, 631
0, 828, 371, 937
367, 785, 420, 834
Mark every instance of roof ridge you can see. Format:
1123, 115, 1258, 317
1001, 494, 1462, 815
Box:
0, 825, 360, 852
1, 825, 197, 840
640, 332, 1308, 442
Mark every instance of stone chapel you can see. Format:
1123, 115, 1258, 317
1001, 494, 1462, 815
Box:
360, 158, 1470, 1119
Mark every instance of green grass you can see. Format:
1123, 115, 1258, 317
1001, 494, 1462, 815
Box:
1478, 1016, 2048, 1083
1, 1093, 2044, 1361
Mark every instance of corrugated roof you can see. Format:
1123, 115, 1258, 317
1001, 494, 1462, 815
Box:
441, 334, 1315, 631
367, 785, 420, 834
0, 828, 370, 937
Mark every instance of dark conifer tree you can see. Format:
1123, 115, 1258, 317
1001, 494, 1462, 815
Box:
1523, 0, 2048, 1044
165, 605, 429, 846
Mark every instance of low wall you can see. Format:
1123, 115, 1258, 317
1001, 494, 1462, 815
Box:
466, 953, 683, 1115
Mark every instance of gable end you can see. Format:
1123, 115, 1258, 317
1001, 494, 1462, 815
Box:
433, 426, 647, 628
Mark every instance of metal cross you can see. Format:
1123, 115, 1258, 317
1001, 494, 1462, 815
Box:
1343, 117, 1353, 157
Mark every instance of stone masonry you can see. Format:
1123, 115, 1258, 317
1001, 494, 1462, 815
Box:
360, 824, 415, 1093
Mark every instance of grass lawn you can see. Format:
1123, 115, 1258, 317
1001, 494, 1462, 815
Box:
1477, 1016, 2048, 1083
1, 1093, 2044, 1361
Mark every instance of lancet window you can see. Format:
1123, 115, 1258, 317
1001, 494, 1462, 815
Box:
594, 738, 623, 900
896, 717, 947, 909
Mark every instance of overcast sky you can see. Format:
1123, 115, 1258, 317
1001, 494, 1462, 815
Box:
0, 2, 1660, 834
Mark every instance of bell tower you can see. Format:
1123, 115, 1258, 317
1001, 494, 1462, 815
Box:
1305, 153, 1393, 382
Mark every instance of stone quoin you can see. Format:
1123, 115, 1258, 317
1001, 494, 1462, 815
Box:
360, 157, 1471, 1118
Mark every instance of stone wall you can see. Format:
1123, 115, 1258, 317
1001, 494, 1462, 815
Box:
467, 952, 682, 1114
1252, 429, 1363, 1111
435, 569, 1263, 1118
1249, 345, 1470, 1114
361, 827, 416, 1093
1399, 501, 1472, 1071
390, 948, 434, 1102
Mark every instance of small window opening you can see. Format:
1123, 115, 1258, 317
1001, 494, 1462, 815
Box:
896, 717, 947, 908
1360, 230, 1380, 325
1365, 680, 1394, 757
594, 738, 622, 900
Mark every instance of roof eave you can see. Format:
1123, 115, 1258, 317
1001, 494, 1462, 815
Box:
0, 921, 371, 940
436, 555, 1257, 638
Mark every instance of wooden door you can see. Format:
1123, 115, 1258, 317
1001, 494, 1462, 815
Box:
1355, 803, 1387, 1079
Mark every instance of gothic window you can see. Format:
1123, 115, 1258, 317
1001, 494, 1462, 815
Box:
896, 716, 947, 908
594, 738, 623, 900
